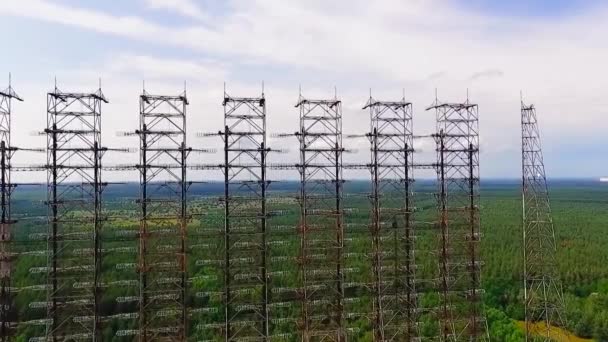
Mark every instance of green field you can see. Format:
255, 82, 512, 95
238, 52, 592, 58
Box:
7, 179, 608, 341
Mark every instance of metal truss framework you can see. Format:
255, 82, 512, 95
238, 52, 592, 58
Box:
43, 85, 108, 341
427, 99, 488, 341
365, 97, 419, 341
0, 77, 22, 341
0, 84, 510, 341
219, 90, 271, 341
295, 93, 346, 342
521, 102, 567, 341
127, 90, 191, 341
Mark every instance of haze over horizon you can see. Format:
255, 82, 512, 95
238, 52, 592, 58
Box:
1, 0, 607, 181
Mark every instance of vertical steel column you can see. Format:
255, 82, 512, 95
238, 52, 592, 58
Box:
364, 96, 418, 341
426, 98, 488, 341
296, 92, 345, 342
44, 84, 107, 341
521, 101, 567, 341
221, 89, 270, 341
0, 77, 22, 341
134, 90, 190, 341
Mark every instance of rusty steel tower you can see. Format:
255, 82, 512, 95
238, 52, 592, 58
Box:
364, 95, 418, 341
0, 76, 22, 341
295, 91, 346, 342
131, 89, 190, 341
521, 100, 567, 341
219, 88, 271, 341
43, 83, 108, 341
427, 97, 488, 341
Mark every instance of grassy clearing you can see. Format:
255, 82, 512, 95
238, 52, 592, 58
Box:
516, 321, 594, 342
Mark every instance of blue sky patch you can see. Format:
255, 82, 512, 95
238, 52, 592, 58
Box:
457, 0, 602, 17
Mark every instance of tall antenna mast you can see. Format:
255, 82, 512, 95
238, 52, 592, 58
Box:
426, 96, 489, 341
521, 99, 567, 341
0, 74, 23, 341
364, 93, 419, 340
42, 81, 108, 341
134, 89, 190, 341
296, 90, 346, 341
220, 86, 271, 341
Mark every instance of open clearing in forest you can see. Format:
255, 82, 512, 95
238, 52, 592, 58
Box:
516, 321, 593, 342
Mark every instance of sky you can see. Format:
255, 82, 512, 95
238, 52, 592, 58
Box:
1, 0, 607, 181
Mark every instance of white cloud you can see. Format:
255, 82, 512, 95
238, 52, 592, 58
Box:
143, 0, 209, 21
109, 54, 227, 81
0, 0, 162, 40
469, 69, 504, 81
2, 0, 608, 177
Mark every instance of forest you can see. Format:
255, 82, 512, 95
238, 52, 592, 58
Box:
6, 179, 608, 341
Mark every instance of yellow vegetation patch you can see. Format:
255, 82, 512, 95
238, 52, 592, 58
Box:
516, 321, 593, 342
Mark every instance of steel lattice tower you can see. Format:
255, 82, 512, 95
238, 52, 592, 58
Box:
44, 84, 107, 341
521, 101, 567, 341
364, 96, 418, 341
427, 98, 488, 341
295, 92, 346, 342
220, 89, 270, 341
133, 89, 190, 341
0, 76, 22, 341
